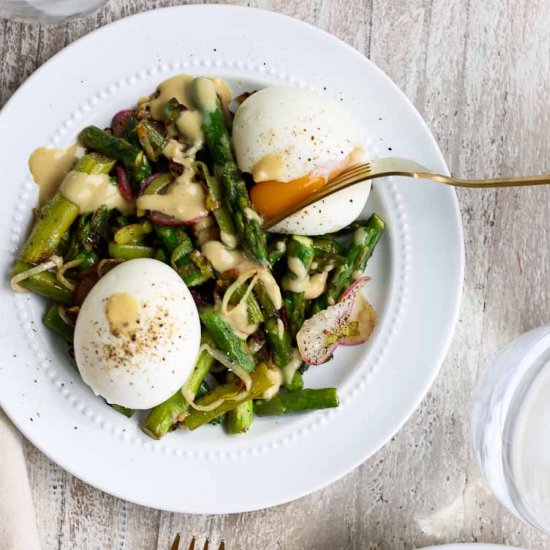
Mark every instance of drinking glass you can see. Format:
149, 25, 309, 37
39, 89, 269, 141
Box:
472, 325, 550, 533
0, 0, 107, 22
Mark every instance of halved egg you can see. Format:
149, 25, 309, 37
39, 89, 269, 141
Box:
74, 258, 201, 409
232, 86, 371, 235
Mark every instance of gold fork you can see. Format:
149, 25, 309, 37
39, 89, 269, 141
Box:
261, 157, 550, 229
170, 534, 226, 550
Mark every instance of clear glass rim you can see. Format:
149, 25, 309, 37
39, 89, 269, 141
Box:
502, 329, 550, 533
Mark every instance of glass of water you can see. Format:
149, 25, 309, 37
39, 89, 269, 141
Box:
0, 0, 107, 22
472, 325, 550, 533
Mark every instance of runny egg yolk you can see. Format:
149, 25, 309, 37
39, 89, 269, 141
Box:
250, 151, 356, 220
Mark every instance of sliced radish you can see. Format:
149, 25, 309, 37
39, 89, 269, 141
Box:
116, 166, 134, 202
147, 210, 209, 226
296, 277, 376, 365
111, 109, 135, 137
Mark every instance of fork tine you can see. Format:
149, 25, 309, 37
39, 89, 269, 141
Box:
203, 538, 209, 550
170, 533, 181, 550
330, 164, 371, 185
187, 536, 195, 550
218, 541, 226, 550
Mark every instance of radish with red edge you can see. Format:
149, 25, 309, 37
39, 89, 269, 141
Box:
296, 277, 376, 365
111, 109, 135, 137
116, 166, 134, 202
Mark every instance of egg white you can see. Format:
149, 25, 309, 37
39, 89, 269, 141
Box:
74, 258, 201, 409
233, 86, 371, 235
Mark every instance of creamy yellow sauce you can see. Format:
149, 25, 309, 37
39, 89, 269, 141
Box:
261, 366, 283, 400
303, 271, 329, 300
282, 254, 329, 299
136, 175, 208, 222
281, 349, 303, 385
150, 74, 196, 120
176, 110, 204, 144
201, 240, 282, 310
220, 271, 260, 338
194, 215, 218, 246
252, 153, 285, 182
59, 170, 132, 214
149, 74, 232, 121
193, 77, 219, 111
29, 144, 84, 205
105, 293, 141, 335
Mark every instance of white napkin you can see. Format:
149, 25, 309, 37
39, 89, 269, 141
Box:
0, 409, 41, 550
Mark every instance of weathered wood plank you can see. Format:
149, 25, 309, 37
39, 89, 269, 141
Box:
2, 0, 547, 548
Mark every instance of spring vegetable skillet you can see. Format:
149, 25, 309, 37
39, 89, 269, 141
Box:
11, 74, 384, 439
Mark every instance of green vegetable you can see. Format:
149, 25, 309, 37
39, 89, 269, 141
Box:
285, 371, 304, 392
79, 125, 151, 185
108, 242, 155, 260
112, 404, 134, 418
20, 154, 113, 264
136, 118, 166, 162
226, 400, 253, 434
199, 307, 256, 373
154, 225, 213, 287
324, 214, 384, 305
43, 305, 74, 342
184, 363, 273, 430
142, 340, 215, 439
192, 77, 268, 264
195, 161, 238, 249
12, 262, 72, 304
254, 388, 339, 416
264, 315, 292, 368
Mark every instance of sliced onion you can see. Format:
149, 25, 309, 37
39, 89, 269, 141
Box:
55, 258, 84, 291
139, 172, 172, 196
147, 210, 209, 226
181, 344, 253, 412
10, 256, 62, 292
116, 166, 134, 202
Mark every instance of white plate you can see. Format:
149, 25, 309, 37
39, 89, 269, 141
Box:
0, 5, 464, 513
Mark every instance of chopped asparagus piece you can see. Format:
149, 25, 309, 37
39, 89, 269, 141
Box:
254, 388, 339, 416
226, 400, 253, 434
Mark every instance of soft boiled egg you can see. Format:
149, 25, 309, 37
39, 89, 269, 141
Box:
74, 258, 201, 409
232, 86, 371, 235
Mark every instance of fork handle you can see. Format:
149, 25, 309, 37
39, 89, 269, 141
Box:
419, 172, 550, 188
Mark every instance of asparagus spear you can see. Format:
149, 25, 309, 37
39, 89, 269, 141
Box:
199, 307, 256, 373
226, 400, 253, 434
12, 262, 72, 304
264, 315, 293, 368
111, 404, 134, 418
254, 388, 339, 416
108, 242, 155, 259
285, 371, 304, 392
184, 363, 273, 430
324, 214, 384, 305
136, 119, 166, 162
284, 291, 306, 341
20, 154, 114, 264
43, 305, 74, 342
195, 161, 238, 249
282, 236, 316, 339
268, 236, 287, 267
191, 77, 268, 264
226, 279, 264, 325
79, 126, 152, 185
142, 341, 215, 439
154, 225, 213, 287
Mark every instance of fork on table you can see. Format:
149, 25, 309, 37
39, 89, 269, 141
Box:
171, 533, 226, 550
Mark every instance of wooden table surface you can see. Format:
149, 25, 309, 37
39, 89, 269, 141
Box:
1, 1, 549, 548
